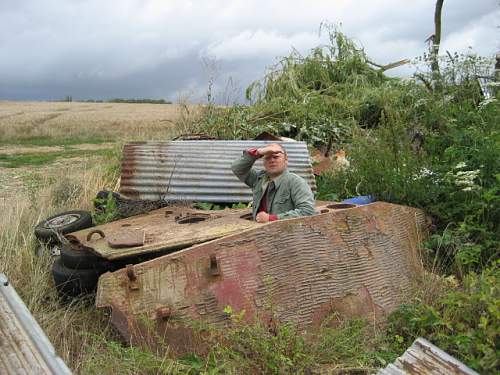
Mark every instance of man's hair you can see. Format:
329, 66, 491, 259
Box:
271, 143, 287, 157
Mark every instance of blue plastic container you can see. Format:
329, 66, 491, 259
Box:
341, 195, 375, 205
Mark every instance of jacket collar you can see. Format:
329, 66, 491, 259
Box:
261, 169, 289, 189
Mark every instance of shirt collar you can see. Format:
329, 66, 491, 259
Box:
264, 169, 289, 189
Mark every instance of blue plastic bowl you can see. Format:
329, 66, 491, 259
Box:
341, 195, 375, 205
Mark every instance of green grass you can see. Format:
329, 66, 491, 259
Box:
0, 149, 116, 168
0, 136, 112, 147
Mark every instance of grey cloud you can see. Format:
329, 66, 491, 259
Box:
0, 0, 498, 102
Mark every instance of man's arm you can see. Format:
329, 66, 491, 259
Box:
231, 149, 260, 188
277, 176, 316, 219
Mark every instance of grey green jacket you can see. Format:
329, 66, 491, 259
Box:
231, 151, 316, 220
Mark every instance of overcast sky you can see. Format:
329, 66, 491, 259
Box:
1, 0, 498, 102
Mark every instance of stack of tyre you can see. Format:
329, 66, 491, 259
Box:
35, 210, 115, 300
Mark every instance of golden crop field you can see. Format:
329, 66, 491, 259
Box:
0, 100, 198, 142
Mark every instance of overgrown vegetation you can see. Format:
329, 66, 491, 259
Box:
182, 317, 396, 374
183, 27, 499, 373
387, 266, 499, 373
188, 27, 499, 274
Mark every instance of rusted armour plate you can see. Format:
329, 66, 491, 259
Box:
65, 202, 350, 260
96, 202, 427, 355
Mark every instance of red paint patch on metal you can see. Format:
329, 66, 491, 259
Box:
209, 240, 260, 321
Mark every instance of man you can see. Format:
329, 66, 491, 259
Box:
231, 143, 316, 223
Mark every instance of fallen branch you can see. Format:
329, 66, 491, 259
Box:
367, 58, 410, 72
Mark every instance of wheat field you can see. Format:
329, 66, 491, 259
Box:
0, 100, 200, 142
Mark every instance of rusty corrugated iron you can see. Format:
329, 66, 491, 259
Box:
0, 274, 72, 375
96, 202, 426, 355
377, 337, 480, 375
119, 140, 316, 202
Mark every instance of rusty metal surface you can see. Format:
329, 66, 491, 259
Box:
107, 229, 145, 248
68, 205, 262, 260
67, 201, 344, 260
376, 337, 480, 375
119, 140, 316, 202
0, 274, 72, 375
96, 202, 426, 354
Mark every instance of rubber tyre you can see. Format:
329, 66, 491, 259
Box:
35, 210, 93, 244
52, 257, 104, 298
60, 243, 116, 271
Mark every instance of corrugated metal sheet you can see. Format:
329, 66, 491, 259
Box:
119, 140, 316, 202
0, 273, 72, 375
377, 337, 480, 375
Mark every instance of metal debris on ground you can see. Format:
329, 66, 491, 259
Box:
0, 273, 72, 375
67, 205, 262, 260
376, 337, 480, 375
94, 190, 169, 219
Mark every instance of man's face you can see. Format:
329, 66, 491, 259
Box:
263, 151, 288, 177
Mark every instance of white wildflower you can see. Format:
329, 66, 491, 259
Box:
412, 167, 439, 184
419, 168, 434, 177
479, 98, 497, 109
448, 168, 481, 191
455, 162, 467, 169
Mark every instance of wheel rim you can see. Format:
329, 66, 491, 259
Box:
45, 213, 81, 228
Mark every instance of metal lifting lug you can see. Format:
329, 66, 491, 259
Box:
86, 229, 105, 241
209, 254, 221, 276
126, 264, 139, 291
156, 306, 172, 321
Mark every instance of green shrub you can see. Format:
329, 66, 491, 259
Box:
387, 267, 500, 373
198, 315, 397, 374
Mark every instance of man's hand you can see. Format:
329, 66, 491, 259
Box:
256, 144, 284, 157
256, 211, 270, 223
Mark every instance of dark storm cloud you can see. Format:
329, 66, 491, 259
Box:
0, 0, 498, 102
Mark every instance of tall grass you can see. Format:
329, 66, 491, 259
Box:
0, 160, 120, 372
